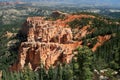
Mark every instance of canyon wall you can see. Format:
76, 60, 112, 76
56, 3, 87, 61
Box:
10, 12, 112, 71
10, 16, 82, 71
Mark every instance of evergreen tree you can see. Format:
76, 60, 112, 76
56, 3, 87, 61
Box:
73, 46, 93, 80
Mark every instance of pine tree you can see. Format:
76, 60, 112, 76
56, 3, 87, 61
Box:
73, 46, 93, 80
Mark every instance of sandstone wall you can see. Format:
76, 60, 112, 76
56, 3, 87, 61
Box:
10, 16, 81, 71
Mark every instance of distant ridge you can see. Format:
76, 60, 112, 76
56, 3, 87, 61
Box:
0, 0, 120, 8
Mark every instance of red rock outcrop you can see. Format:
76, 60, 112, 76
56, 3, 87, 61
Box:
10, 13, 111, 71
92, 35, 111, 52
10, 16, 82, 71
73, 25, 95, 40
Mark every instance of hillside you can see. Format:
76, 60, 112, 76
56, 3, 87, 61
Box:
0, 11, 120, 80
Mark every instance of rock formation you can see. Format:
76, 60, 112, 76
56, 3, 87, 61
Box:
10, 13, 112, 71
92, 35, 111, 52
0, 71, 2, 80
3, 31, 14, 38
10, 16, 82, 71
51, 11, 69, 19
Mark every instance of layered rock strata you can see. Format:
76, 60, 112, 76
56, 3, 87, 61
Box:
10, 17, 81, 71
10, 13, 112, 71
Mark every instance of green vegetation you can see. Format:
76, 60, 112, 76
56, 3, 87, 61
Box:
72, 46, 93, 80
0, 11, 120, 80
94, 32, 120, 72
68, 18, 90, 28
87, 18, 119, 38
0, 18, 26, 70
68, 13, 120, 79
1, 46, 94, 80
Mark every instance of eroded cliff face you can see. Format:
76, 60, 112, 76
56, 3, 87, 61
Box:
92, 35, 111, 52
10, 15, 82, 71
10, 13, 112, 71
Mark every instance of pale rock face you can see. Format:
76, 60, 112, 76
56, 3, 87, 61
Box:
3, 31, 13, 38
10, 16, 81, 71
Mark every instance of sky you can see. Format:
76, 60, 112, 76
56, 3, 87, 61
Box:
0, 0, 120, 7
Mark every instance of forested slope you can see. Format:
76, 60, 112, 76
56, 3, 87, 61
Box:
0, 12, 120, 80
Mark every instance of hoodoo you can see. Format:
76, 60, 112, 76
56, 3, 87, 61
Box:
10, 16, 82, 71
